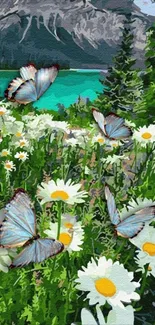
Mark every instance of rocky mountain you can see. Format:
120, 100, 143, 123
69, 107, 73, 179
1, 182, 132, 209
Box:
0, 0, 153, 69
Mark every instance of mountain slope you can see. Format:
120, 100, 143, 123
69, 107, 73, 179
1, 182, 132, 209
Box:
0, 0, 152, 68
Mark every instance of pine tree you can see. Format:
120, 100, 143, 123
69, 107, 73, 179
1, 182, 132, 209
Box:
96, 13, 143, 119
139, 24, 155, 122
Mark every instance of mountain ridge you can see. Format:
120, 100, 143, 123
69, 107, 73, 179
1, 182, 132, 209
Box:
0, 0, 152, 69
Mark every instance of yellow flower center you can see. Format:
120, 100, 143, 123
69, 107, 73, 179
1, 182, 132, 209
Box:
20, 141, 26, 146
148, 265, 152, 271
50, 190, 69, 201
112, 143, 118, 148
142, 242, 155, 256
0, 111, 5, 116
59, 232, 72, 245
64, 222, 73, 229
98, 138, 104, 144
16, 132, 22, 137
2, 151, 8, 156
141, 132, 152, 140
19, 154, 25, 159
95, 278, 116, 297
5, 163, 12, 169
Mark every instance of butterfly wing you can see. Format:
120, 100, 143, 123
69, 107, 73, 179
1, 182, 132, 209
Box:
10, 238, 64, 268
92, 108, 106, 134
35, 65, 59, 99
116, 223, 145, 238
12, 80, 37, 104
116, 206, 155, 238
20, 64, 37, 80
5, 77, 25, 100
0, 189, 36, 248
105, 114, 132, 140
105, 185, 120, 225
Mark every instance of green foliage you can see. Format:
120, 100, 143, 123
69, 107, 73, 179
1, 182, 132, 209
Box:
97, 13, 143, 120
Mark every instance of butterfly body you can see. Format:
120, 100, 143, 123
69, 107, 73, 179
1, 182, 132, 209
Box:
105, 185, 155, 238
0, 189, 64, 267
92, 108, 132, 140
5, 64, 59, 104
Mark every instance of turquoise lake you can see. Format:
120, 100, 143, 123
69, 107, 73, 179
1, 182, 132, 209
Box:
0, 70, 105, 111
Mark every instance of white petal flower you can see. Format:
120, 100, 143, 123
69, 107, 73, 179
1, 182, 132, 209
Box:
132, 125, 155, 147
15, 138, 29, 148
15, 151, 29, 161
0, 149, 10, 157
130, 225, 155, 270
48, 121, 70, 134
0, 248, 16, 273
11, 121, 25, 138
37, 179, 88, 205
3, 160, 16, 172
74, 305, 135, 325
64, 138, 79, 147
0, 106, 8, 116
120, 197, 155, 220
135, 250, 155, 278
106, 139, 123, 150
75, 256, 140, 308
101, 154, 129, 165
44, 214, 84, 252
92, 133, 106, 146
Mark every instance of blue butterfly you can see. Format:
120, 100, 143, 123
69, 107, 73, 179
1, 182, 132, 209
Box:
105, 185, 155, 238
5, 63, 59, 105
0, 189, 64, 268
92, 108, 132, 140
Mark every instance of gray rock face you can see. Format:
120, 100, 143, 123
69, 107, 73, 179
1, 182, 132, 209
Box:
0, 0, 152, 68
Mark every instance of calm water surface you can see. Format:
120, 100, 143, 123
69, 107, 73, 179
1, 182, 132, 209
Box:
0, 69, 105, 110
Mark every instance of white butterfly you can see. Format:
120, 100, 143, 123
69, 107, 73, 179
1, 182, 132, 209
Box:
92, 108, 132, 140
5, 64, 59, 104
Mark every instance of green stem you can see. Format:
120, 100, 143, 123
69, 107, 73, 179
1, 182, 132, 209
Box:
114, 238, 126, 258
64, 251, 70, 324
57, 201, 62, 239
139, 267, 148, 297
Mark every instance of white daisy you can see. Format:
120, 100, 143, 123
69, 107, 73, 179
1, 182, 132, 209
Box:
106, 139, 123, 150
0, 248, 16, 273
15, 138, 29, 148
48, 121, 70, 134
75, 256, 140, 308
3, 160, 16, 172
135, 250, 155, 278
37, 179, 88, 205
0, 149, 10, 157
0, 106, 7, 116
92, 133, 106, 146
0, 115, 16, 136
132, 125, 155, 147
44, 215, 84, 252
64, 138, 79, 147
101, 154, 129, 165
69, 128, 91, 147
130, 225, 155, 268
11, 121, 25, 138
70, 129, 89, 137
15, 151, 29, 161
72, 305, 134, 325
120, 197, 155, 220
